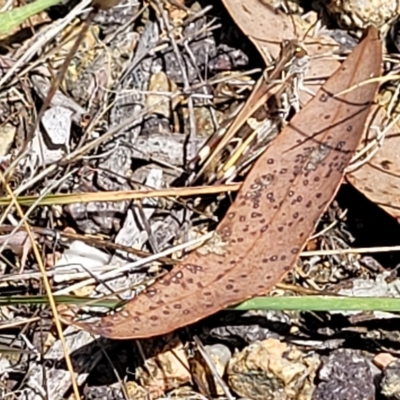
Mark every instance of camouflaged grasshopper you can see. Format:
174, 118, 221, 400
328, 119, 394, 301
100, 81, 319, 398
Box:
187, 38, 310, 185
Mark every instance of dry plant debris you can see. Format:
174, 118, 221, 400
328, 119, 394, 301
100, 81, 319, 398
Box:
1, 0, 400, 399
71, 25, 382, 339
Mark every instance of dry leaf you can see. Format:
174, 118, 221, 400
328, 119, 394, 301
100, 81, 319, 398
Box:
67, 26, 381, 339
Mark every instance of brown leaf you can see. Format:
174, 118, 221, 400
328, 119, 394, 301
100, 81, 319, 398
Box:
68, 26, 381, 339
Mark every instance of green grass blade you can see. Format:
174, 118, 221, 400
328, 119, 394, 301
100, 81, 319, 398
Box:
231, 296, 400, 312
0, 0, 63, 38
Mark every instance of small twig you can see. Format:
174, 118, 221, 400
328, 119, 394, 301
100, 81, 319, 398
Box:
193, 336, 235, 400
300, 245, 400, 257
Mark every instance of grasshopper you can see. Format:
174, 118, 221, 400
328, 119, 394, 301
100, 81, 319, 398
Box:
187, 38, 310, 184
